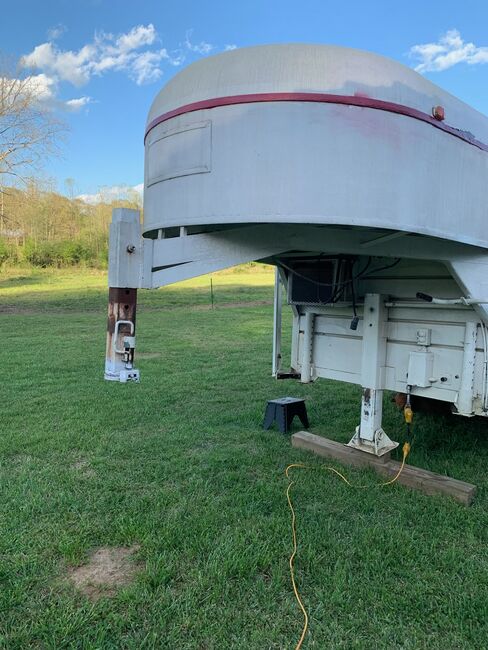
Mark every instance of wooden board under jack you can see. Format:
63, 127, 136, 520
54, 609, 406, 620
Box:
291, 431, 477, 505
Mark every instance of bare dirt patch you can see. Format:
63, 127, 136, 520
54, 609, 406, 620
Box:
71, 459, 96, 478
68, 545, 142, 600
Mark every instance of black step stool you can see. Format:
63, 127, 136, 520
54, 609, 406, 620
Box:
263, 397, 309, 434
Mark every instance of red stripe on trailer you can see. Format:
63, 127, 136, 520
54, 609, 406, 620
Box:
144, 91, 488, 153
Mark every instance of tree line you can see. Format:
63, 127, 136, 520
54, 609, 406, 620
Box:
1, 56, 142, 269
0, 181, 141, 268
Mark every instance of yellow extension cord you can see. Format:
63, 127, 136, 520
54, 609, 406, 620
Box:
285, 440, 411, 650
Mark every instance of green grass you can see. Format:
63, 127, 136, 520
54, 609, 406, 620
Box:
1, 267, 488, 649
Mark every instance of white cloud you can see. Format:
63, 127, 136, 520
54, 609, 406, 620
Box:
47, 23, 67, 40
123, 49, 169, 84
24, 73, 58, 101
184, 29, 214, 55
20, 26, 233, 111
115, 24, 156, 51
410, 29, 488, 73
168, 52, 186, 66
224, 44, 237, 51
22, 41, 94, 85
77, 182, 143, 205
21, 23, 175, 87
2, 72, 93, 113
65, 96, 92, 111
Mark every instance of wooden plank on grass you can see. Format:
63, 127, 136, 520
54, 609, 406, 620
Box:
291, 431, 477, 505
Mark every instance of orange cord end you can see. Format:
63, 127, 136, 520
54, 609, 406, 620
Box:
404, 406, 413, 424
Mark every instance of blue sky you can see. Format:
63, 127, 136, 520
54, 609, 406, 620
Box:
2, 0, 488, 201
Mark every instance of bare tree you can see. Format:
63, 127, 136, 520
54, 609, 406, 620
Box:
0, 59, 65, 186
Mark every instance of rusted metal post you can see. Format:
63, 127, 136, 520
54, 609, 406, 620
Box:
104, 287, 139, 382
104, 208, 142, 382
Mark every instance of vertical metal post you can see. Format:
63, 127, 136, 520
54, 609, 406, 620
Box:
300, 311, 315, 383
104, 288, 139, 382
104, 208, 142, 382
272, 267, 282, 377
457, 321, 477, 415
348, 293, 398, 455
358, 388, 384, 445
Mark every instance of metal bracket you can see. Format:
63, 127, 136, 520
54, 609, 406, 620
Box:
347, 425, 398, 457
113, 320, 134, 354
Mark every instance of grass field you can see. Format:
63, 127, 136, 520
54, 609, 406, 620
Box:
1, 266, 488, 649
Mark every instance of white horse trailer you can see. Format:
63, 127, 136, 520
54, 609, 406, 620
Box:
105, 44, 488, 457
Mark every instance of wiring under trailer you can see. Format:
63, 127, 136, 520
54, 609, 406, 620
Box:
276, 256, 488, 412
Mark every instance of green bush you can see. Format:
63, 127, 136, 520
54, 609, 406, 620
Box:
58, 240, 92, 265
0, 238, 19, 266
95, 241, 109, 269
21, 239, 107, 268
23, 240, 57, 267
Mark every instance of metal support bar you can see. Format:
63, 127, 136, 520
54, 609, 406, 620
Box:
360, 230, 406, 249
104, 288, 140, 382
456, 321, 477, 415
105, 208, 142, 382
300, 311, 315, 383
108, 208, 143, 289
348, 293, 398, 455
272, 267, 282, 377
278, 266, 300, 373
447, 258, 488, 325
